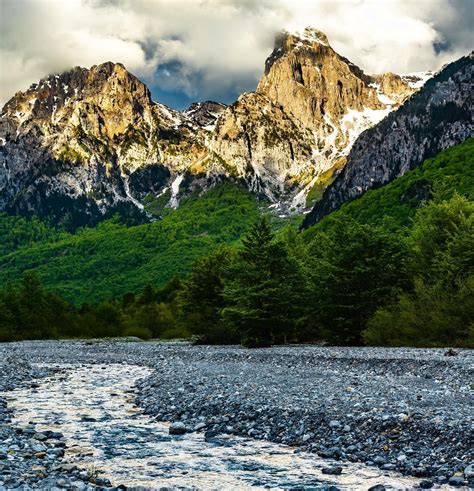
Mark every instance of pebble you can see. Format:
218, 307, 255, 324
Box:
448, 475, 465, 487
322, 465, 343, 475
464, 464, 474, 478
193, 422, 206, 431
169, 422, 186, 435
420, 480, 434, 489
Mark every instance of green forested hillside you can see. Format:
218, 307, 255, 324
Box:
303, 138, 474, 240
1, 140, 472, 306
1, 140, 472, 347
0, 183, 262, 304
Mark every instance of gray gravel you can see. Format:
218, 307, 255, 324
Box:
0, 341, 473, 489
0, 353, 101, 490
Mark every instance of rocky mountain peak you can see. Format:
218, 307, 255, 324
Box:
0, 29, 443, 227
0, 61, 204, 226
183, 101, 227, 130
1, 62, 161, 143
257, 28, 400, 126
210, 28, 421, 209
263, 27, 331, 77
302, 54, 473, 228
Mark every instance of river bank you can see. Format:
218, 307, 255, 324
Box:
0, 341, 472, 489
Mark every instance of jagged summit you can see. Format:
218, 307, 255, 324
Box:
1, 62, 180, 142
0, 29, 441, 226
287, 27, 329, 45
0, 61, 203, 227
302, 54, 473, 228
212, 28, 420, 208
264, 27, 330, 74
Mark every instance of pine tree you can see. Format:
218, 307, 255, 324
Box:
222, 216, 308, 347
308, 217, 408, 345
180, 247, 237, 343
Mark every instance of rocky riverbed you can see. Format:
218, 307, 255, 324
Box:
0, 341, 472, 489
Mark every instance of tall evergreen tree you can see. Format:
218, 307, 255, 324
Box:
308, 217, 409, 345
180, 247, 237, 343
222, 216, 308, 347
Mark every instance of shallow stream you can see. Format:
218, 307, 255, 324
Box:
4, 364, 424, 490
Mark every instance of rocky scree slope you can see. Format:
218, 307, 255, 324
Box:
303, 53, 474, 228
0, 29, 423, 226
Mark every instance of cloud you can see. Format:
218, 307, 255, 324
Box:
1, 0, 472, 108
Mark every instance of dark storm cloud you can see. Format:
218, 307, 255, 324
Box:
1, 0, 472, 108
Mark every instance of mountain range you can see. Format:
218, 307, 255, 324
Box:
1, 27, 448, 229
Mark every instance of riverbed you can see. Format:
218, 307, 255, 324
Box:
0, 341, 472, 489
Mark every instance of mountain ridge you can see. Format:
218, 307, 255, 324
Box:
302, 53, 473, 228
0, 28, 435, 227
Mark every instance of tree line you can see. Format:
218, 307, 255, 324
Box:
0, 194, 472, 347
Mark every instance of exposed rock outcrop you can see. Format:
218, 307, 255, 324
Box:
211, 28, 418, 208
0, 62, 209, 227
302, 54, 473, 229
0, 28, 432, 226
184, 101, 227, 130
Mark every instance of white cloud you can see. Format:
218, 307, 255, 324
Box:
0, 0, 472, 107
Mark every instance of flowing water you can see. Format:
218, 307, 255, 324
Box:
3, 364, 424, 490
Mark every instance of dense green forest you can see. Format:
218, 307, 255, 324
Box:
303, 138, 474, 238
0, 183, 267, 304
1, 140, 473, 346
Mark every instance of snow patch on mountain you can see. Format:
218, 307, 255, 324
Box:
341, 106, 392, 152
169, 174, 184, 209
400, 71, 434, 89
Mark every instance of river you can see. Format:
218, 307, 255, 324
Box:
4, 363, 424, 490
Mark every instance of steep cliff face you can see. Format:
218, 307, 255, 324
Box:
211, 28, 417, 208
0, 29, 434, 226
302, 54, 473, 228
0, 62, 209, 227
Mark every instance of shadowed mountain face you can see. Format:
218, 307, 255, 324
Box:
302, 54, 473, 229
0, 29, 431, 227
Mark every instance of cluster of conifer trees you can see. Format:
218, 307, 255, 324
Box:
1, 194, 472, 347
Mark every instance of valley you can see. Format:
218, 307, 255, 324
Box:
1, 0, 473, 488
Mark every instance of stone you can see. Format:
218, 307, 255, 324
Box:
33, 433, 48, 441
169, 422, 186, 435
448, 476, 465, 487
321, 466, 343, 475
444, 349, 459, 357
464, 464, 474, 478
419, 480, 434, 489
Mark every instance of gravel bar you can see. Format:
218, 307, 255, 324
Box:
0, 340, 473, 489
